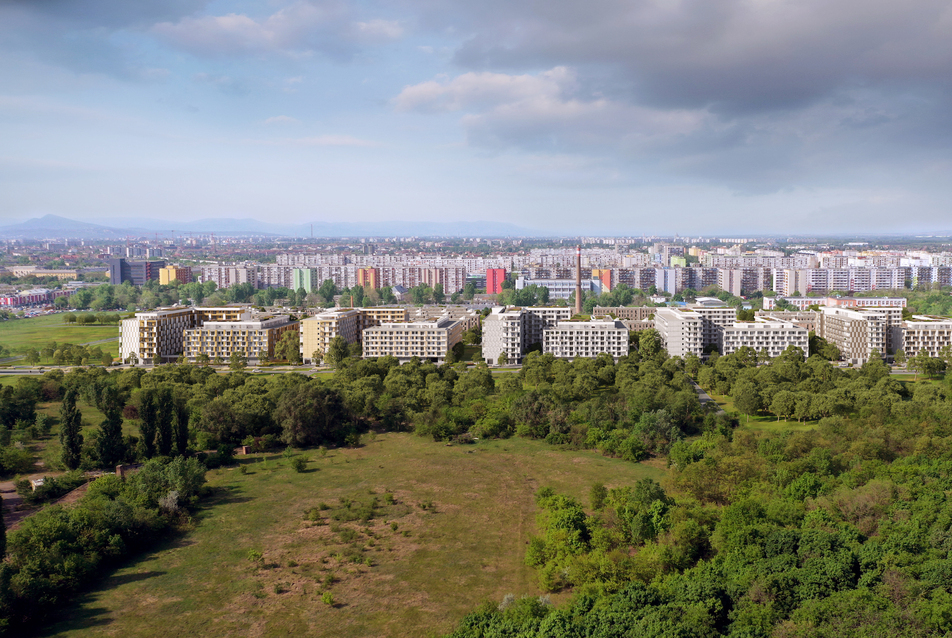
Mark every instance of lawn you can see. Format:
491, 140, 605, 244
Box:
0, 314, 119, 355
36, 434, 664, 638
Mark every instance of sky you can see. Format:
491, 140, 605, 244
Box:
1, 0, 952, 236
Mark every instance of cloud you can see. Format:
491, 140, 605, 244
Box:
153, 1, 403, 58
264, 115, 301, 125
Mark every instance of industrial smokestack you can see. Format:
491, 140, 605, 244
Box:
575, 245, 582, 316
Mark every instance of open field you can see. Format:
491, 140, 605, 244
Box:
0, 314, 118, 354
35, 434, 664, 638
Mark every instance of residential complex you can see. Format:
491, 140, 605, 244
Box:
119, 306, 248, 365
901, 316, 952, 358
108, 258, 166, 285
362, 316, 465, 364
299, 309, 363, 364
184, 315, 299, 364
720, 317, 809, 358
159, 266, 192, 285
544, 318, 629, 360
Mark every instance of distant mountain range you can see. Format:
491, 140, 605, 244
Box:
0, 214, 542, 240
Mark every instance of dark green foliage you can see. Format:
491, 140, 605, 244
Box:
276, 382, 350, 447
0, 457, 206, 634
58, 389, 83, 470
96, 385, 126, 468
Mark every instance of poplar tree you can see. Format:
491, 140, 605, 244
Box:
59, 389, 83, 470
96, 385, 125, 468
138, 389, 157, 459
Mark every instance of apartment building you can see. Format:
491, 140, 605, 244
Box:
486, 268, 506, 295
409, 306, 481, 331
817, 307, 887, 364
184, 315, 299, 364
720, 317, 808, 358
109, 259, 166, 286
653, 308, 704, 358
120, 306, 248, 365
292, 268, 319, 293
763, 295, 906, 311
543, 318, 629, 360
900, 316, 952, 358
357, 267, 379, 289
756, 310, 819, 333
198, 265, 258, 289
159, 266, 192, 285
524, 307, 573, 346
361, 316, 465, 364
694, 305, 738, 350
515, 277, 602, 300
593, 306, 657, 321
299, 309, 362, 364
482, 307, 529, 365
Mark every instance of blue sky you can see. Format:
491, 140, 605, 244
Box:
2, 0, 952, 235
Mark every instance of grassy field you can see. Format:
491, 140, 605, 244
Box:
35, 434, 664, 638
0, 314, 118, 355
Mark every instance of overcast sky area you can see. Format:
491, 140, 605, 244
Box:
2, 0, 952, 235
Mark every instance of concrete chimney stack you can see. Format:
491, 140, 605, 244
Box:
575, 245, 582, 316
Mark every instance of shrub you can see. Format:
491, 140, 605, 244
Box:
291, 456, 308, 473
322, 591, 335, 606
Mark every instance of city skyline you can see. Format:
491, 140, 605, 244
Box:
2, 1, 952, 235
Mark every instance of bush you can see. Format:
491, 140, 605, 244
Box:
291, 456, 308, 473
322, 591, 335, 606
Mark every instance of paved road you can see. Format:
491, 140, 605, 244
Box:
689, 378, 726, 415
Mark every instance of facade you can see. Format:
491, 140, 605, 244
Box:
357, 268, 380, 289
653, 308, 704, 358
119, 306, 248, 365
486, 268, 506, 295
299, 309, 362, 364
900, 316, 952, 358
543, 318, 629, 360
0, 288, 73, 307
292, 268, 319, 293
184, 315, 299, 364
361, 316, 465, 364
159, 266, 192, 285
198, 265, 258, 289
109, 259, 166, 286
756, 310, 819, 333
593, 306, 657, 321
720, 317, 809, 358
482, 307, 528, 365
515, 277, 602, 300
693, 305, 738, 350
817, 307, 887, 364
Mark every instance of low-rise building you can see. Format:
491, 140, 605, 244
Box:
543, 318, 629, 360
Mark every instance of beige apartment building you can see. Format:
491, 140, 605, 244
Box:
720, 317, 808, 358
900, 316, 952, 358
543, 318, 629, 360
817, 307, 887, 364
300, 309, 362, 364
119, 306, 248, 364
361, 316, 465, 364
184, 315, 298, 364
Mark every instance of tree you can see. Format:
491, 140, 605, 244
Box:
154, 387, 174, 457
96, 385, 125, 468
138, 389, 157, 459
276, 383, 350, 447
639, 329, 663, 360
894, 348, 907, 367
229, 351, 247, 371
770, 390, 797, 422
497, 351, 509, 366
59, 389, 83, 470
197, 352, 210, 366
100, 352, 113, 367
317, 279, 338, 303
25, 349, 40, 366
463, 283, 476, 300
311, 350, 323, 367
433, 283, 445, 304
325, 336, 350, 368
275, 331, 301, 364
732, 379, 761, 423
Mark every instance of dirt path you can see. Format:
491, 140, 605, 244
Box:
0, 468, 92, 532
